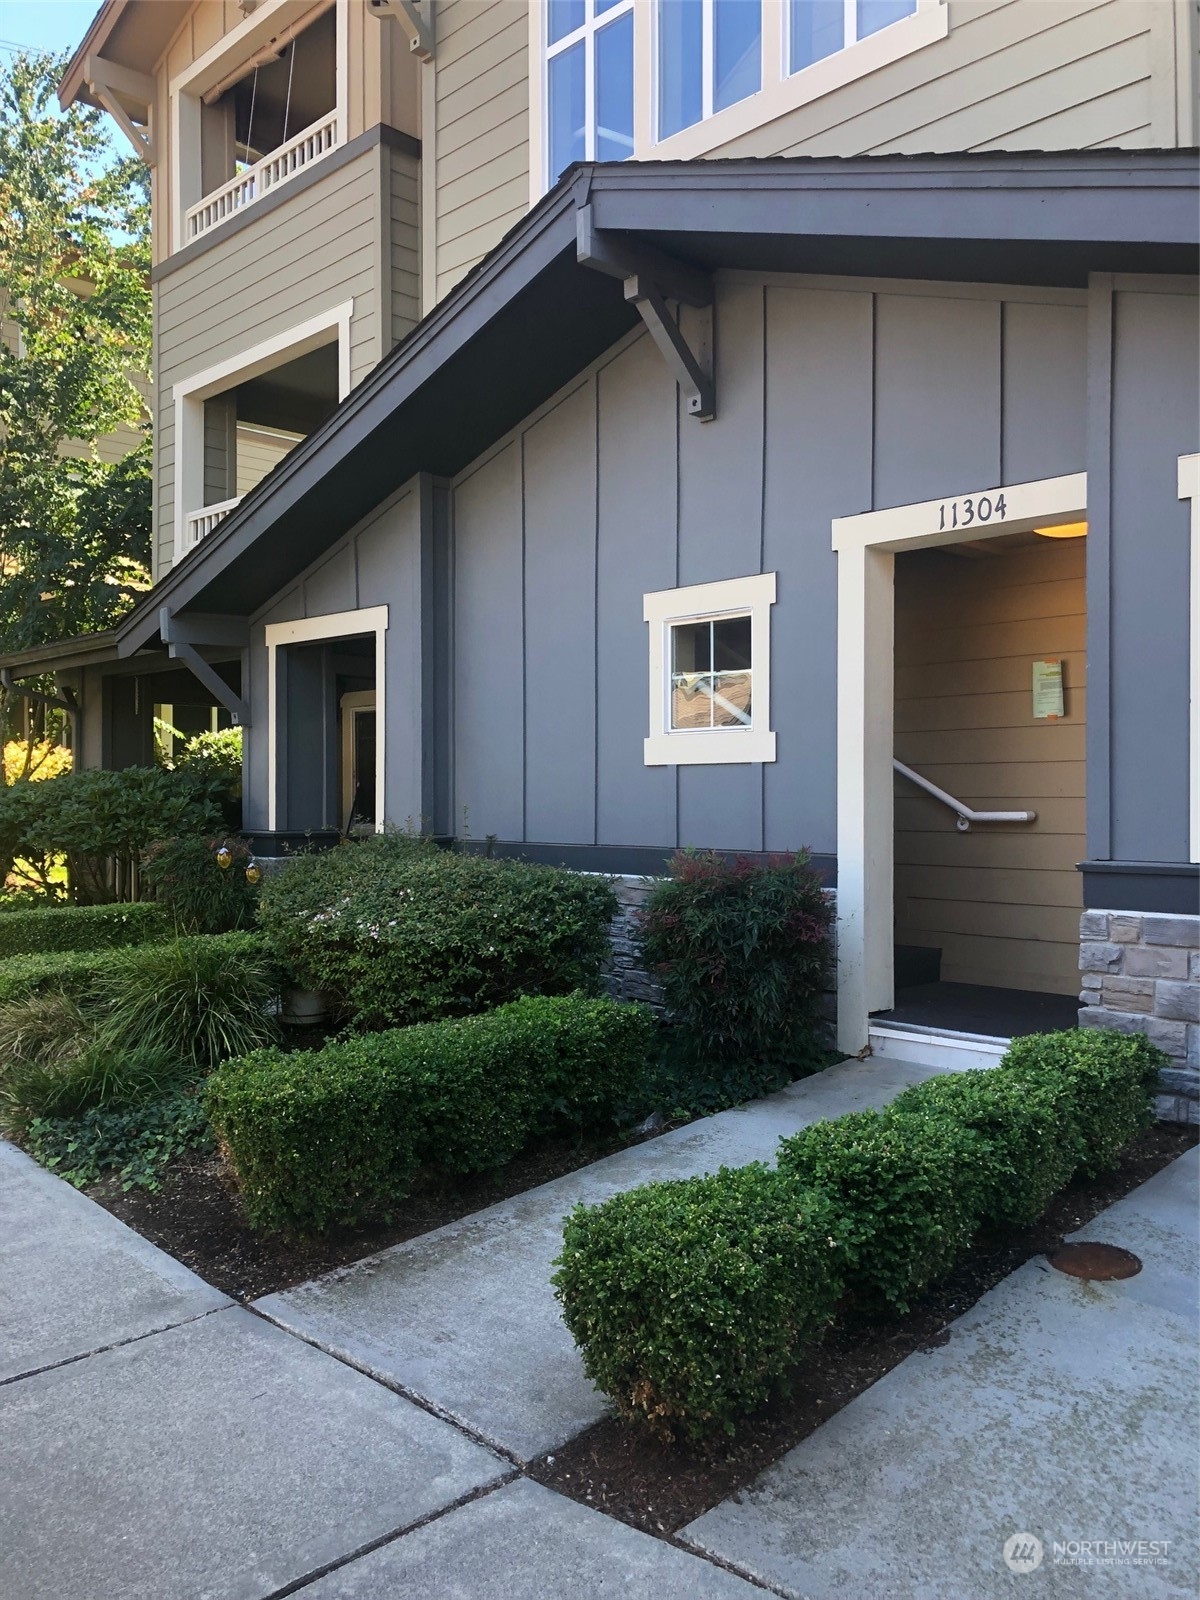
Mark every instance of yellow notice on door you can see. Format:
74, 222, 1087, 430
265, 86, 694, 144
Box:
1032, 659, 1064, 720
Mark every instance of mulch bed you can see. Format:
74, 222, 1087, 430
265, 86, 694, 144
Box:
87, 1123, 664, 1302
526, 1119, 1198, 1537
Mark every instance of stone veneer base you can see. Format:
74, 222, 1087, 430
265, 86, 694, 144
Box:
1079, 910, 1199, 1124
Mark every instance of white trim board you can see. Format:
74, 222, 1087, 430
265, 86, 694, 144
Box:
171, 300, 353, 565
643, 571, 777, 766
263, 603, 388, 832
831, 471, 1087, 1056
1179, 452, 1200, 863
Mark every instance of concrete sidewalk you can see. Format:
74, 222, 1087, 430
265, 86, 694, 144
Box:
681, 1147, 1200, 1599
254, 1054, 945, 1462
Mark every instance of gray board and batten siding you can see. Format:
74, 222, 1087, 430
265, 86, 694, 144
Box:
240, 270, 1102, 865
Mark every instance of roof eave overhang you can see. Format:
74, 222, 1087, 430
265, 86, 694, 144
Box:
67, 150, 1200, 667
58, 0, 128, 111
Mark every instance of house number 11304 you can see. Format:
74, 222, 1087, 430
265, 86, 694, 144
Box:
938, 492, 1007, 531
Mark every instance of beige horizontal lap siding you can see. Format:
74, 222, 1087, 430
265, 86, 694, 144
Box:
153, 145, 383, 576
893, 538, 1087, 998
433, 0, 530, 305
707, 0, 1170, 159
389, 146, 421, 343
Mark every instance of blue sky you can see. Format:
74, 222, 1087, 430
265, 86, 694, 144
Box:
0, 1, 100, 62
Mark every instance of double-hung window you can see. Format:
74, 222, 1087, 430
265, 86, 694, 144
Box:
659, 0, 763, 140
546, 0, 635, 185
644, 573, 777, 765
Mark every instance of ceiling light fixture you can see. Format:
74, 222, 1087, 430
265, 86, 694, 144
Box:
1035, 520, 1088, 539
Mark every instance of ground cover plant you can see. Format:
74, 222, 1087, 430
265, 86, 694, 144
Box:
256, 833, 619, 1028
636, 849, 833, 1105
554, 1028, 1164, 1441
205, 993, 655, 1231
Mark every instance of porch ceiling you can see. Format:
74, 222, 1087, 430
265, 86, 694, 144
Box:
3, 149, 1196, 679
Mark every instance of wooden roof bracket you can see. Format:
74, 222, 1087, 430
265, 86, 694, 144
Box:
368, 0, 435, 61
576, 203, 714, 421
159, 608, 251, 725
84, 55, 156, 164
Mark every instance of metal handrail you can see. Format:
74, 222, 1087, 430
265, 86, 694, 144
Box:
893, 758, 1036, 832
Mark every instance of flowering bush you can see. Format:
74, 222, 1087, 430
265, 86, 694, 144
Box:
636, 849, 833, 1075
256, 834, 619, 1028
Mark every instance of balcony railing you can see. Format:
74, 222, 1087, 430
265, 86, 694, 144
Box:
184, 110, 341, 242
184, 495, 242, 551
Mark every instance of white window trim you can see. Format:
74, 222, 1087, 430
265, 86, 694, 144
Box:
1178, 453, 1200, 864
538, 0, 636, 194
171, 300, 353, 564
830, 472, 1087, 1058
169, 0, 350, 256
264, 604, 389, 832
530, 0, 946, 200
643, 572, 777, 766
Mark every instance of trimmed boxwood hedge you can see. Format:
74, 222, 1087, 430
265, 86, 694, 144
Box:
0, 902, 170, 960
205, 992, 655, 1232
554, 1028, 1164, 1440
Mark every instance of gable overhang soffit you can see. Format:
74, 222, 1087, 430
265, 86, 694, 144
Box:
104, 150, 1197, 658
58, 1, 190, 113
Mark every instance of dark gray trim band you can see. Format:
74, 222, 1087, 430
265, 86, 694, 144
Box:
1080, 860, 1200, 913
448, 838, 838, 883
151, 124, 420, 283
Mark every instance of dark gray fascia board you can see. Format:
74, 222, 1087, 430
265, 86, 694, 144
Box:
585, 152, 1200, 247
1080, 859, 1200, 915
0, 630, 120, 677
150, 124, 421, 282
117, 150, 1199, 649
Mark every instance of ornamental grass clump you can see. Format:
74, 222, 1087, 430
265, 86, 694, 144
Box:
256, 833, 619, 1028
636, 849, 832, 1080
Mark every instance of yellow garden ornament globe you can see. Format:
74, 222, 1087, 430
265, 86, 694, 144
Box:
215, 844, 233, 871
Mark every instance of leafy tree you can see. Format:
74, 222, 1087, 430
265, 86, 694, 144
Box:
0, 50, 152, 654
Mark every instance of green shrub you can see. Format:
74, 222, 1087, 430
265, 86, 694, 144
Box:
0, 902, 169, 958
171, 727, 243, 801
0, 948, 122, 1006
0, 765, 226, 905
1000, 1028, 1161, 1176
26, 1089, 213, 1192
90, 933, 281, 1069
776, 1108, 989, 1312
557, 1026, 1158, 1439
141, 836, 258, 934
256, 834, 619, 1028
0, 1042, 188, 1137
205, 993, 654, 1231
555, 1166, 843, 1440
636, 850, 833, 1071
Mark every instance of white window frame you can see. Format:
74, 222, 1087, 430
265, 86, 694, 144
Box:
655, 0, 764, 142
169, 0, 350, 256
171, 300, 353, 564
530, 0, 947, 200
643, 572, 776, 766
1179, 453, 1200, 863
539, 0, 636, 192
264, 605, 389, 832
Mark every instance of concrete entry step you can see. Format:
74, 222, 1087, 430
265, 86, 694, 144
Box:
869, 1020, 1008, 1072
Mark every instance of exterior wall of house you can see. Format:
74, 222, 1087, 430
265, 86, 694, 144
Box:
893, 539, 1087, 997
425, 0, 530, 306
153, 139, 419, 578
444, 270, 1090, 857
696, 0, 1192, 162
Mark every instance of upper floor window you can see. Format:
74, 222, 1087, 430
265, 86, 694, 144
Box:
659, 0, 762, 140
789, 0, 915, 75
546, 0, 635, 184
534, 0, 945, 199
